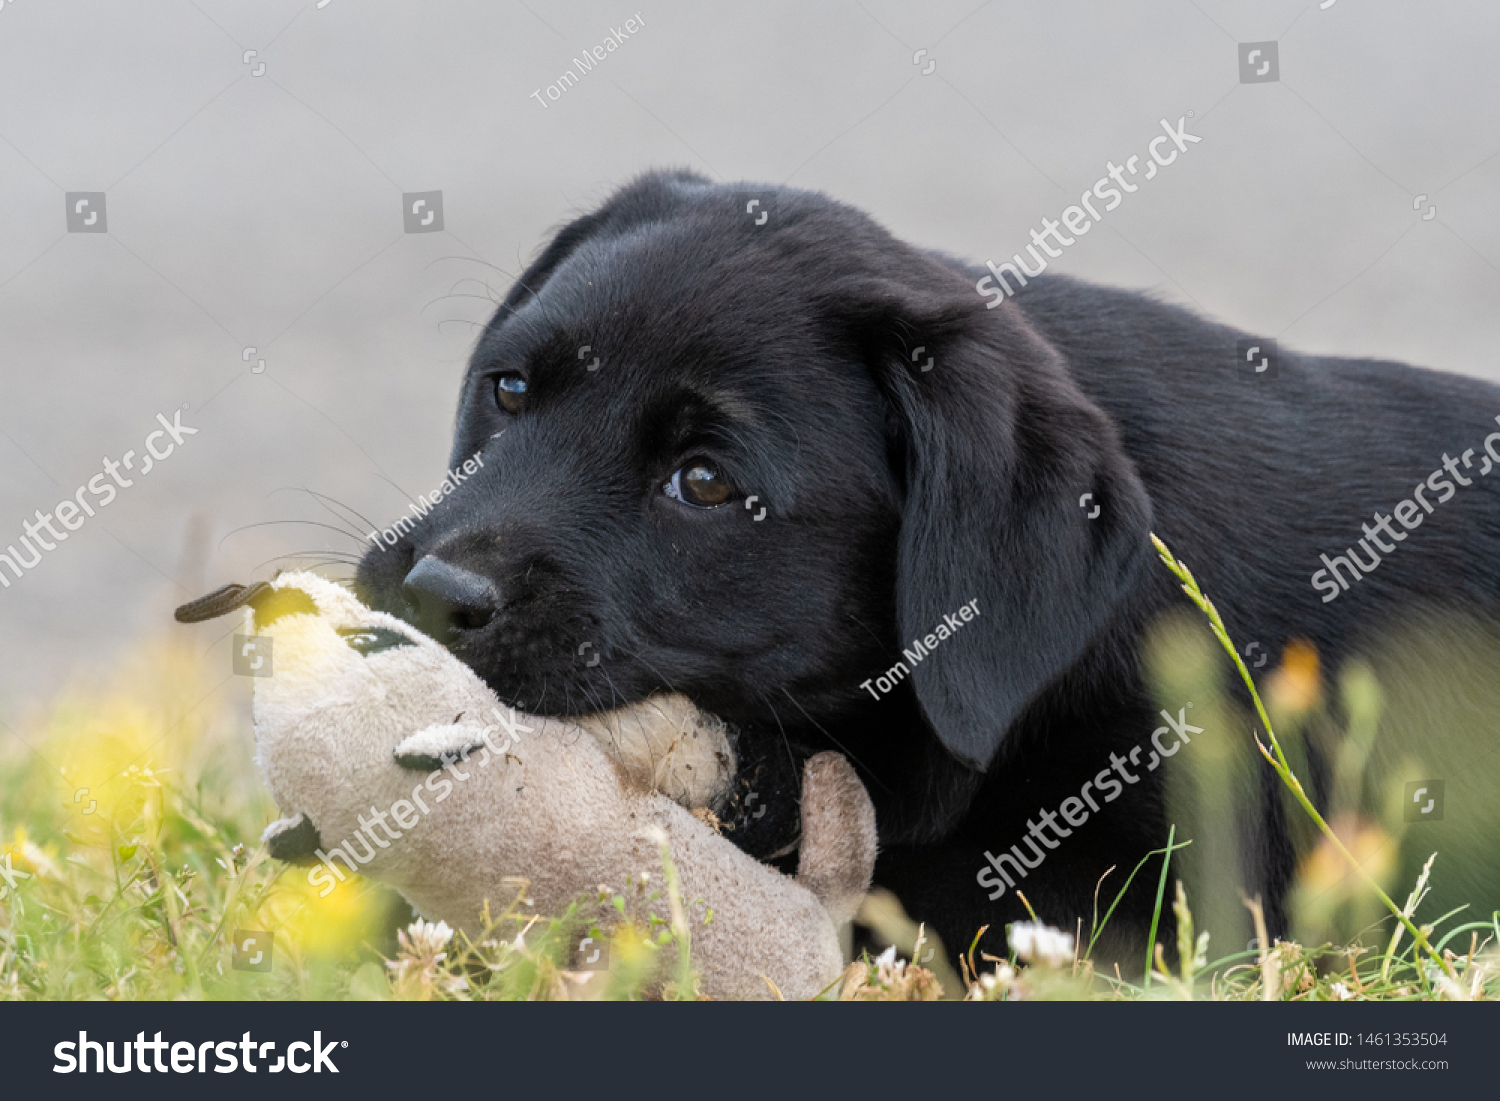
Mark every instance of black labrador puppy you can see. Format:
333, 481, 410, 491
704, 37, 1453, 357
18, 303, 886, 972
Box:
356, 169, 1500, 967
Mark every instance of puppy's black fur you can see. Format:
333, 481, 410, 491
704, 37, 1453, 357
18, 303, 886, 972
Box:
357, 170, 1500, 966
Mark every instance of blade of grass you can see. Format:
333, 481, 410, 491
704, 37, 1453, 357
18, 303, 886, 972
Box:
1435, 912, 1500, 953
1142, 824, 1176, 991
1015, 891, 1039, 922
1088, 838, 1193, 957
1151, 534, 1457, 981
646, 826, 695, 1000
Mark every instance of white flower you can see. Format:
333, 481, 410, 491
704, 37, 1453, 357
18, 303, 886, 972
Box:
1007, 921, 1074, 967
968, 956, 1018, 1001
401, 918, 454, 960
870, 944, 909, 986
388, 919, 464, 998
1330, 981, 1353, 1001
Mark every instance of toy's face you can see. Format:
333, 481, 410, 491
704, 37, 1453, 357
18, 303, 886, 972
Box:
250, 583, 465, 717
230, 572, 738, 900
245, 575, 505, 865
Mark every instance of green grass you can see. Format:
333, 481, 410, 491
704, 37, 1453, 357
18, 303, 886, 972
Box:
1, 548, 1497, 1001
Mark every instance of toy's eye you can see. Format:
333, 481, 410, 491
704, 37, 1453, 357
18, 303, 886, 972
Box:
337, 627, 415, 655
494, 373, 527, 414
663, 459, 734, 508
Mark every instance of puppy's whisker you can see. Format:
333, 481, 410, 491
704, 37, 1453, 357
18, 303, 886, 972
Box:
425, 254, 565, 333
256, 550, 362, 567
777, 686, 895, 798
279, 544, 363, 560
603, 677, 671, 788
581, 684, 611, 723
586, 696, 628, 767
597, 665, 625, 712
252, 553, 358, 576
444, 276, 502, 304
427, 254, 513, 275
362, 470, 422, 510
202, 619, 245, 656
844, 611, 898, 658
217, 519, 367, 550
612, 643, 680, 695
419, 291, 508, 315
753, 686, 801, 783
272, 486, 382, 541
263, 491, 365, 543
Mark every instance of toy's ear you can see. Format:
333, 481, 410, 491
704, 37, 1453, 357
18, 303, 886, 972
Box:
394, 721, 505, 772
174, 581, 270, 622
174, 581, 318, 628
795, 753, 877, 926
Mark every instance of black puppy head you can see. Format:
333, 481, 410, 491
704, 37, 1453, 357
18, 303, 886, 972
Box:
357, 170, 1151, 775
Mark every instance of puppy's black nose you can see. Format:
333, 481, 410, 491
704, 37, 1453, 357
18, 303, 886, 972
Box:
401, 556, 496, 641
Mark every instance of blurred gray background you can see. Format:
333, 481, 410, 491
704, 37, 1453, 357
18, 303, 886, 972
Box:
2, 0, 1498, 718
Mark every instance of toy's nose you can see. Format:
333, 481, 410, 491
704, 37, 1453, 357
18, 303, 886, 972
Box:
401, 556, 496, 642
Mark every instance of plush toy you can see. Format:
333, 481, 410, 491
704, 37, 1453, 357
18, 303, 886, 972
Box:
175, 571, 876, 999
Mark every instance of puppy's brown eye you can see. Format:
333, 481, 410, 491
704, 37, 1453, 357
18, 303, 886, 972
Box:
494, 373, 527, 414
666, 461, 733, 508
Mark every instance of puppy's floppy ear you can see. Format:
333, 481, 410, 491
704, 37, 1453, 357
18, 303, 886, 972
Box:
842, 266, 1153, 770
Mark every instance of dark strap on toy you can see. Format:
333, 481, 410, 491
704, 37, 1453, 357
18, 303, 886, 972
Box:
173, 581, 271, 623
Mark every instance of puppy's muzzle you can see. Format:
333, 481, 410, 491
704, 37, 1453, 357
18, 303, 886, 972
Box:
402, 555, 497, 642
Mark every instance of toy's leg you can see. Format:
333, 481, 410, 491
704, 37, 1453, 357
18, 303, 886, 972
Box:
794, 752, 877, 926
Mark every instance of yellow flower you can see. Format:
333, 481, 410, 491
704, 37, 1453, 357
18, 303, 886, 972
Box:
252, 868, 384, 959
2, 825, 58, 879
1296, 814, 1395, 900
1268, 639, 1322, 715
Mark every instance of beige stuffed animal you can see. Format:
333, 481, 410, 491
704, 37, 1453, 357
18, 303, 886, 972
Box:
175, 571, 877, 999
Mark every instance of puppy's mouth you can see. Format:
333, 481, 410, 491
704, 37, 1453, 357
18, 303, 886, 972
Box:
450, 639, 624, 718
